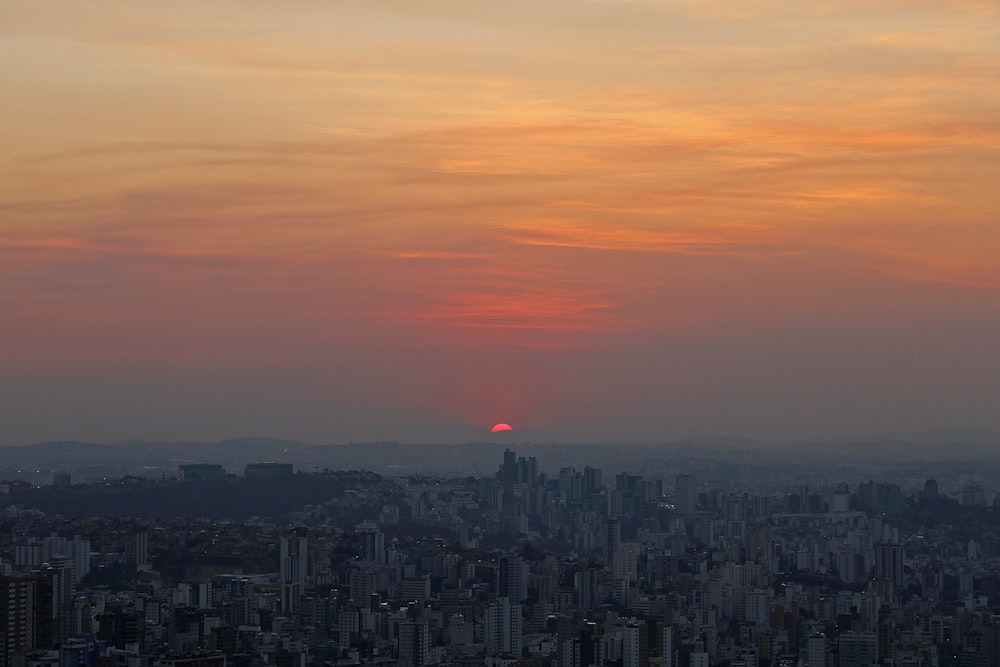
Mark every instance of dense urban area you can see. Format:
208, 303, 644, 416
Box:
3, 447, 1000, 667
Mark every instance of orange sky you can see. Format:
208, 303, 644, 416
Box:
2, 0, 999, 444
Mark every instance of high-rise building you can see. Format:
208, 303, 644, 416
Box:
661, 625, 674, 667
356, 521, 385, 566
736, 647, 759, 667
575, 569, 598, 610
96, 606, 144, 651
32, 573, 55, 649
501, 449, 516, 490
837, 548, 858, 584
43, 556, 74, 610
41, 534, 90, 585
877, 607, 893, 664
612, 576, 630, 607
675, 474, 697, 515
560, 636, 583, 667
280, 533, 308, 614
59, 633, 104, 667
398, 620, 431, 667
516, 456, 538, 485
348, 568, 377, 605
875, 543, 904, 588
498, 555, 527, 601
0, 576, 37, 666
745, 590, 769, 625
602, 517, 621, 565
838, 631, 876, 667
612, 545, 638, 582
127, 530, 149, 572
622, 623, 642, 667
583, 466, 603, 494
807, 633, 825, 667
485, 597, 522, 657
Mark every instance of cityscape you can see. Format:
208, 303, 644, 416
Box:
3, 444, 1000, 667
4, 2, 1000, 667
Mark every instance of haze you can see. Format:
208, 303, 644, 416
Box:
2, 1, 998, 445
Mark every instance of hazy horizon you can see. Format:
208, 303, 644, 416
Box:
3, 1, 999, 446
5, 425, 999, 449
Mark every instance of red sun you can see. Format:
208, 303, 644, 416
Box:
491, 423, 513, 433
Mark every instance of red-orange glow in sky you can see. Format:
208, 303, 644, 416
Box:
1, 1, 999, 444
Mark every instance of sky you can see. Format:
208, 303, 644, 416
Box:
2, 0, 999, 445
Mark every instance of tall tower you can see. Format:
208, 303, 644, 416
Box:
601, 517, 621, 566
838, 631, 876, 667
622, 623, 642, 667
575, 568, 598, 610
398, 619, 431, 667
501, 449, 516, 490
807, 632, 825, 667
877, 606, 894, 663
0, 577, 37, 666
675, 474, 696, 515
485, 597, 522, 657
661, 625, 674, 667
356, 521, 385, 566
498, 555, 526, 601
875, 543, 904, 588
127, 529, 149, 572
583, 466, 602, 494
43, 556, 74, 610
39, 557, 73, 645
280, 533, 308, 614
41, 534, 90, 584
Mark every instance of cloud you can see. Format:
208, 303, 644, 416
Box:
497, 220, 776, 255
412, 289, 615, 332
0, 237, 274, 267
363, 249, 488, 260
3, 0, 999, 442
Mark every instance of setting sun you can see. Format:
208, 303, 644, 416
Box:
1, 1, 998, 444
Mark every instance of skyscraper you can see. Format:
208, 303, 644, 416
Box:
498, 555, 527, 601
398, 619, 431, 667
661, 625, 674, 667
807, 633, 825, 667
602, 517, 621, 565
127, 529, 149, 572
875, 543, 904, 588
280, 533, 308, 614
575, 568, 598, 610
43, 556, 74, 610
356, 521, 385, 566
41, 534, 90, 585
485, 597, 522, 657
675, 474, 697, 515
0, 576, 37, 666
838, 631, 876, 667
501, 449, 516, 490
622, 623, 642, 667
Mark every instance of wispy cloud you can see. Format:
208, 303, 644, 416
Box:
363, 249, 489, 261
498, 220, 784, 255
411, 289, 616, 332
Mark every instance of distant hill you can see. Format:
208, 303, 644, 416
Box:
0, 472, 374, 521
1, 434, 997, 485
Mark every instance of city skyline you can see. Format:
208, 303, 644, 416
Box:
2, 1, 999, 445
